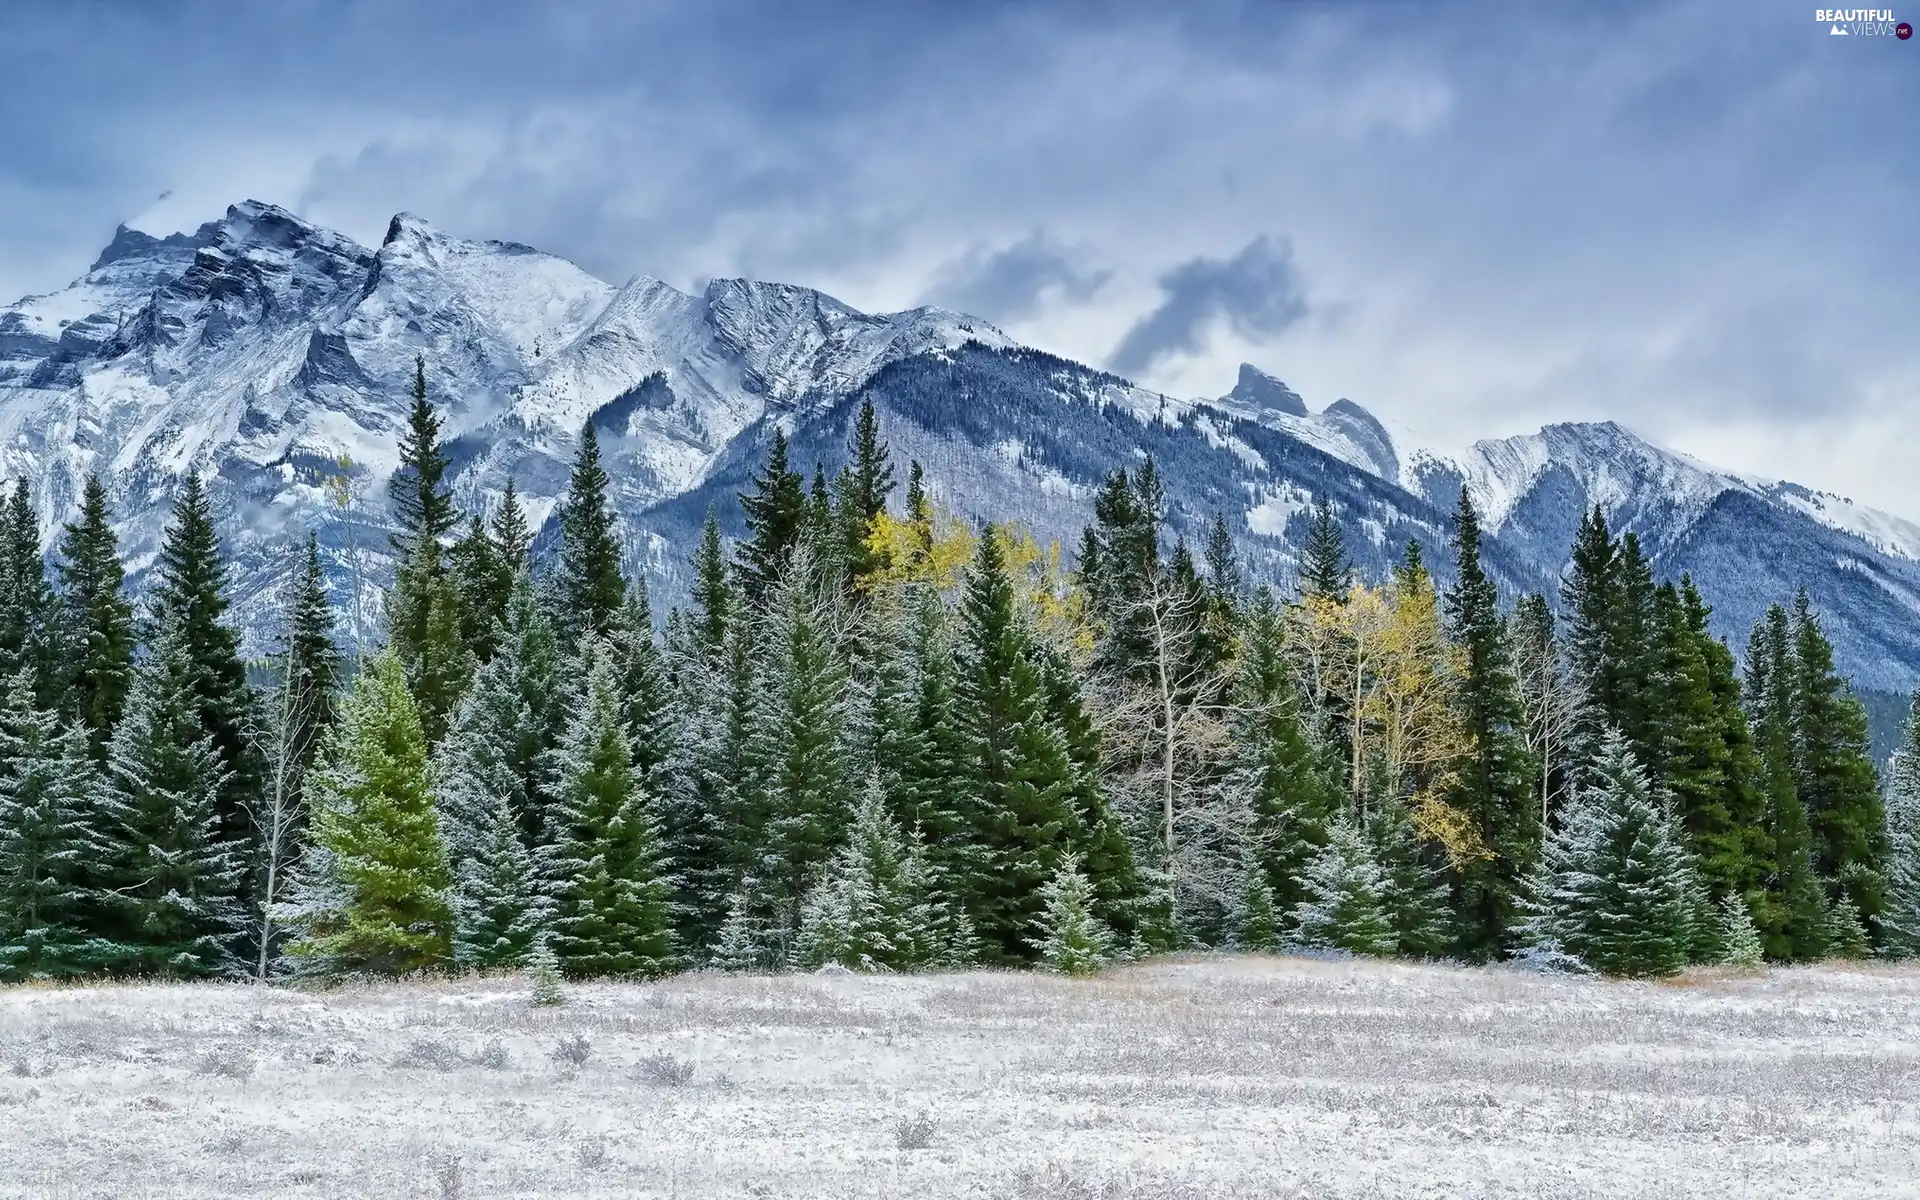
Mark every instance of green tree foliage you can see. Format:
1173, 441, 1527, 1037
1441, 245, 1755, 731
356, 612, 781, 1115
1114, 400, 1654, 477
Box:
1034, 853, 1116, 976
1298, 495, 1350, 602
0, 669, 103, 979
1229, 852, 1280, 952
385, 360, 469, 743
1882, 691, 1920, 958
794, 783, 939, 971
95, 617, 244, 978
556, 422, 629, 639
1442, 488, 1537, 960
0, 482, 57, 704
689, 508, 733, 662
284, 652, 451, 976
1718, 892, 1765, 967
1786, 592, 1885, 929
1745, 605, 1830, 959
542, 644, 675, 978
737, 429, 807, 607
1519, 732, 1696, 978
1292, 822, 1396, 956
148, 473, 262, 848
837, 397, 896, 584
55, 475, 134, 759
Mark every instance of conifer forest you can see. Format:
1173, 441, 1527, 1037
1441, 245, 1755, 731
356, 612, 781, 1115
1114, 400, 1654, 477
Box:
1, 361, 1914, 987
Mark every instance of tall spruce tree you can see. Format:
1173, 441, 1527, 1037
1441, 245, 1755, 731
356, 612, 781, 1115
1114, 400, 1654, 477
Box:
1518, 732, 1697, 978
794, 782, 937, 972
556, 422, 628, 638
281, 534, 341, 778
449, 514, 510, 665
0, 482, 56, 704
837, 396, 896, 584
1292, 822, 1396, 956
54, 475, 134, 760
389, 356, 459, 553
953, 528, 1080, 962
542, 643, 674, 977
607, 582, 674, 788
1880, 690, 1920, 958
1223, 589, 1341, 922
1443, 488, 1537, 959
283, 651, 451, 976
690, 507, 733, 662
0, 669, 103, 980
737, 430, 807, 608
1560, 506, 1618, 768
385, 359, 468, 743
147, 473, 262, 851
1298, 496, 1350, 602
1785, 592, 1885, 929
1745, 608, 1829, 960
95, 616, 244, 978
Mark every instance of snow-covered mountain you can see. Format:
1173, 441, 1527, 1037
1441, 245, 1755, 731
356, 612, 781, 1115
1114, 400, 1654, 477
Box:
1, 200, 1915, 691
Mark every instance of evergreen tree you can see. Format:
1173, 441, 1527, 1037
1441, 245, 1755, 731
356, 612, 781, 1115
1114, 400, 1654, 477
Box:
1080, 464, 1161, 678
794, 783, 934, 971
0, 669, 103, 979
607, 582, 674, 786
527, 931, 565, 1005
953, 529, 1080, 962
737, 430, 807, 608
689, 507, 733, 662
1368, 793, 1451, 958
493, 480, 535, 570
1882, 691, 1920, 958
449, 790, 550, 970
1298, 496, 1350, 602
1229, 853, 1280, 952
1717, 892, 1765, 967
95, 618, 244, 978
1560, 506, 1618, 766
1291, 823, 1396, 956
449, 514, 510, 665
389, 355, 459, 553
54, 475, 134, 758
837, 396, 896, 584
738, 557, 857, 929
280, 534, 341, 779
556, 422, 628, 639
0, 482, 56, 703
147, 472, 262, 847
1034, 853, 1115, 976
283, 652, 451, 976
1746, 605, 1829, 960
1443, 487, 1537, 960
542, 643, 674, 977
1786, 592, 1885, 929
1223, 590, 1340, 920
1517, 732, 1695, 978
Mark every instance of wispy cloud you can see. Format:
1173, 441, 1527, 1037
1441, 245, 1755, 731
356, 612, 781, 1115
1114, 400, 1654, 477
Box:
921, 231, 1110, 324
1108, 237, 1308, 378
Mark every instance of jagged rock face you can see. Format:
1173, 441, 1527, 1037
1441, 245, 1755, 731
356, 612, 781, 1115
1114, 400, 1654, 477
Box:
1, 201, 1917, 691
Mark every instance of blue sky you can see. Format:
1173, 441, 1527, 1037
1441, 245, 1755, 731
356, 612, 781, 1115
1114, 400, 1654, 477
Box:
2, 1, 1915, 508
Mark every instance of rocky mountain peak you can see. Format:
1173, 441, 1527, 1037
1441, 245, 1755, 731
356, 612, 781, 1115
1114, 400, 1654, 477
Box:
1223, 363, 1309, 417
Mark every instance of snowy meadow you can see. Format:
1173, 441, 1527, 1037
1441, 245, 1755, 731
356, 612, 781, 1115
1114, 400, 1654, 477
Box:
2, 955, 1915, 1199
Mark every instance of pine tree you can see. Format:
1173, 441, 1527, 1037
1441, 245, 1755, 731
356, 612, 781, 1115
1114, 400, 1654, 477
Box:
283, 652, 451, 976
1882, 691, 1920, 958
0, 482, 56, 704
542, 644, 674, 978
953, 529, 1080, 962
389, 355, 459, 554
0, 669, 103, 979
739, 557, 857, 928
1034, 853, 1116, 976
1443, 488, 1537, 960
1223, 590, 1340, 920
1786, 592, 1885, 930
1229, 853, 1280, 952
794, 783, 933, 971
607, 582, 673, 786
1560, 506, 1618, 767
147, 472, 262, 849
527, 931, 565, 1005
1292, 823, 1396, 956
281, 534, 341, 778
95, 617, 245, 978
1367, 793, 1451, 958
556, 422, 628, 638
1298, 496, 1350, 602
1717, 892, 1765, 968
1517, 732, 1695, 978
689, 507, 733, 662
493, 481, 534, 570
1746, 605, 1828, 960
448, 791, 550, 970
737, 429, 807, 608
837, 397, 896, 584
449, 514, 510, 665
54, 475, 134, 759
1080, 464, 1161, 678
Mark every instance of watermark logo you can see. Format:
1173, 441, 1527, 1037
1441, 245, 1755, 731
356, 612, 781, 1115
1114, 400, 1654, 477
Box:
1817, 8, 1905, 34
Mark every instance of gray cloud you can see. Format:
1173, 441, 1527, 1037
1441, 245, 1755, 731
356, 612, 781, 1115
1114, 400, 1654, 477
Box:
1109, 237, 1308, 379
921, 232, 1110, 323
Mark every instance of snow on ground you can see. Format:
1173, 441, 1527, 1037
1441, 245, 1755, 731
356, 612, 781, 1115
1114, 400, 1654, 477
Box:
1, 955, 1916, 1199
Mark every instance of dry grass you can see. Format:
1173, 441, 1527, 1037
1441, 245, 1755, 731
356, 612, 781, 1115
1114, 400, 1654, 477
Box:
0, 955, 1916, 1198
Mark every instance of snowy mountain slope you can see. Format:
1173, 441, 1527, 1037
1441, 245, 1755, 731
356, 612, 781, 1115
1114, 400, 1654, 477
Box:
0, 199, 1915, 690
1406, 421, 1920, 689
